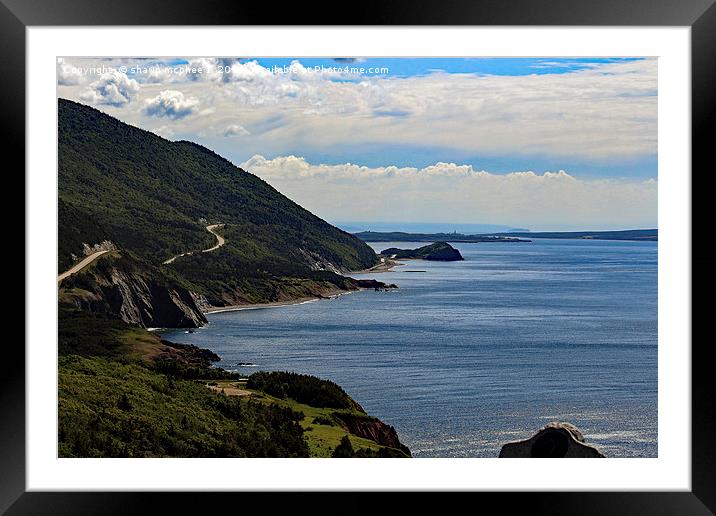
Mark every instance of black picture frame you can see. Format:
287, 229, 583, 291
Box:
4, 0, 714, 513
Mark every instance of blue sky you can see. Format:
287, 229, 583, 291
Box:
58, 57, 657, 230
180, 56, 643, 78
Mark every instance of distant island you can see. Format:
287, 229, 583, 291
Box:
337, 221, 529, 234
380, 242, 464, 261
491, 229, 657, 241
356, 231, 530, 243
355, 229, 657, 243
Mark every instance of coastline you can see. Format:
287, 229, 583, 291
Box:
203, 288, 355, 315
150, 273, 398, 331
201, 264, 402, 315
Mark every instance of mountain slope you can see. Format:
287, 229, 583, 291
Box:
59, 98, 376, 271
58, 99, 379, 313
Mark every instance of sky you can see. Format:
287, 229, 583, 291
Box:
57, 57, 657, 231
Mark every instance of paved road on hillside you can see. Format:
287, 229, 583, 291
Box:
57, 250, 110, 284
163, 224, 226, 265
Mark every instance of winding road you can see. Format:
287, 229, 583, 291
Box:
57, 250, 111, 284
58, 224, 226, 283
163, 224, 226, 265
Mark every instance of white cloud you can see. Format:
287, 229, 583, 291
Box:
144, 90, 200, 119
152, 125, 175, 139
184, 58, 274, 83
59, 57, 658, 165
56, 58, 84, 85
209, 58, 655, 160
241, 155, 657, 230
223, 124, 250, 137
185, 58, 227, 83
79, 69, 140, 106
141, 66, 177, 84
184, 58, 356, 85
227, 60, 275, 82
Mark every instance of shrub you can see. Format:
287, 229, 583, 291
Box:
331, 436, 355, 458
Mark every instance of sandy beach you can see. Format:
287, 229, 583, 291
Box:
353, 258, 403, 274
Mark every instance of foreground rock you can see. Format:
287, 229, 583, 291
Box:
380, 242, 464, 261
499, 421, 605, 458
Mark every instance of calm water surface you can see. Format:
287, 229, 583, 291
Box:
162, 239, 657, 457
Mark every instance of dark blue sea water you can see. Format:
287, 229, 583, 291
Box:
161, 239, 657, 458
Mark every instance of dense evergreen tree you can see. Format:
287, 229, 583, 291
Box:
247, 371, 358, 410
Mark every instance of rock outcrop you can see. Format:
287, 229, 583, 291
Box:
297, 248, 347, 274
348, 278, 398, 291
499, 421, 605, 458
333, 412, 411, 456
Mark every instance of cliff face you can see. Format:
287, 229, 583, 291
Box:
60, 254, 206, 328
334, 413, 412, 456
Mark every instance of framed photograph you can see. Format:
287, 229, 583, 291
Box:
7, 0, 714, 513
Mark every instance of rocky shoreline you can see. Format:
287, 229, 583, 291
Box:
60, 250, 396, 330
202, 279, 397, 315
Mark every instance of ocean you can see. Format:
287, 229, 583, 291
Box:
161, 238, 658, 458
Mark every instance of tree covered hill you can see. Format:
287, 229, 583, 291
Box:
58, 98, 376, 272
58, 99, 379, 310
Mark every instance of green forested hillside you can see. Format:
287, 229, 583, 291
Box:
58, 198, 111, 268
58, 99, 375, 269
58, 98, 377, 285
59, 354, 309, 458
